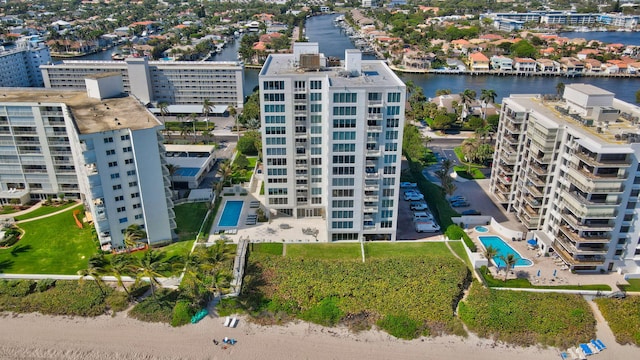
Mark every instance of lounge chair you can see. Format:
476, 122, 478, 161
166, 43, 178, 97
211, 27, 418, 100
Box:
223, 316, 231, 327
230, 317, 239, 328
575, 347, 587, 360
596, 339, 606, 350
567, 348, 579, 360
590, 340, 603, 351
560, 352, 568, 359
580, 343, 593, 356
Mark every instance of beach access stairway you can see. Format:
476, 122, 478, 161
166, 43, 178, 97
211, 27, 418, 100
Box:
229, 237, 249, 296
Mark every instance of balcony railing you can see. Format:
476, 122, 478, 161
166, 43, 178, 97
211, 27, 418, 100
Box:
552, 242, 606, 265
574, 151, 631, 167
558, 225, 611, 244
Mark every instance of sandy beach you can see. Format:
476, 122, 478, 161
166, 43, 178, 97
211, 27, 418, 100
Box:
0, 310, 594, 360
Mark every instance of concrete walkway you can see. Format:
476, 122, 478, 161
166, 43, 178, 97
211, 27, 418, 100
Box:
0, 200, 83, 223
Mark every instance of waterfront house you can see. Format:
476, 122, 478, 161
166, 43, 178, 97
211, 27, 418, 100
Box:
490, 55, 513, 71
627, 62, 640, 74
540, 47, 556, 57
513, 57, 536, 72
536, 58, 560, 73
608, 59, 629, 74
467, 52, 490, 71
401, 48, 434, 69
583, 58, 602, 73
576, 48, 599, 60
430, 94, 462, 114
559, 57, 584, 74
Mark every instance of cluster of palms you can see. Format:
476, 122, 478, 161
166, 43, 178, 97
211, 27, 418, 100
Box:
483, 245, 517, 282
435, 158, 457, 196
78, 239, 235, 308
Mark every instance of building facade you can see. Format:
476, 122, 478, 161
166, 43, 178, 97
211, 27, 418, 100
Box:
260, 44, 405, 242
0, 82, 175, 249
490, 84, 640, 275
41, 58, 244, 109
0, 39, 51, 87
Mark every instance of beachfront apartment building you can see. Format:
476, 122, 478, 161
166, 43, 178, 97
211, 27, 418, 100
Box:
490, 84, 640, 275
40, 58, 244, 109
0, 38, 51, 88
0, 76, 175, 249
259, 43, 405, 242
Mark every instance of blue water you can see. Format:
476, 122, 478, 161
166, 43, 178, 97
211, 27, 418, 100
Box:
475, 226, 489, 233
174, 167, 199, 176
560, 31, 640, 46
218, 200, 243, 227
479, 235, 533, 267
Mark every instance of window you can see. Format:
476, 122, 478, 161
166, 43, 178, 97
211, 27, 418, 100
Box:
131, 192, 140, 198
385, 130, 398, 140
133, 203, 141, 209
386, 118, 399, 128
387, 92, 401, 102
264, 104, 285, 113
268, 198, 289, 205
333, 106, 357, 116
332, 233, 358, 241
380, 210, 393, 218
266, 148, 286, 156
265, 115, 285, 124
332, 221, 353, 229
117, 206, 126, 213
332, 200, 354, 208
267, 168, 287, 176
263, 93, 285, 101
310, 104, 322, 113
115, 195, 124, 201
119, 217, 127, 224
333, 143, 355, 152
310, 126, 321, 134
134, 214, 144, 220
268, 188, 288, 195
108, 161, 118, 167
382, 189, 394, 197
333, 118, 356, 128
332, 211, 354, 218
294, 81, 306, 90
333, 93, 358, 103
333, 166, 354, 175
106, 149, 115, 156
311, 188, 322, 195
382, 178, 395, 186
332, 178, 354, 186
383, 166, 396, 174
310, 93, 322, 101
332, 131, 356, 140
381, 221, 393, 228
310, 80, 322, 89
129, 181, 138, 187
125, 159, 134, 165
385, 143, 398, 151
104, 137, 113, 143
265, 126, 286, 135
123, 146, 132, 152
332, 189, 354, 197
263, 81, 284, 90
266, 137, 286, 145
386, 106, 400, 115
368, 93, 382, 101
311, 147, 322, 155
310, 115, 321, 123
110, 173, 120, 179
384, 154, 397, 163
127, 170, 136, 176
112, 184, 122, 190
267, 158, 287, 166
311, 168, 322, 175
121, 134, 130, 141
311, 137, 322, 145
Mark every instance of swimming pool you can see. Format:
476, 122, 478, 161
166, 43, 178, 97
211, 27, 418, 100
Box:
218, 200, 243, 227
174, 167, 200, 177
475, 226, 489, 232
478, 235, 533, 267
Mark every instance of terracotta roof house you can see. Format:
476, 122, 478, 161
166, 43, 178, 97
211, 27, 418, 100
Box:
513, 57, 537, 72
576, 49, 599, 60
583, 58, 602, 72
536, 58, 560, 73
468, 52, 490, 71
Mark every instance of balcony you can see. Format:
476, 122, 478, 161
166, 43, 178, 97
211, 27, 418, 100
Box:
558, 225, 611, 244
499, 151, 517, 163
364, 195, 379, 202
574, 151, 631, 168
498, 162, 514, 175
366, 148, 381, 157
364, 205, 378, 213
552, 241, 606, 265
365, 172, 380, 179
367, 99, 383, 106
366, 113, 382, 120
524, 195, 542, 208
367, 125, 383, 132
565, 191, 620, 207
569, 163, 626, 180
493, 191, 509, 203
526, 183, 543, 197
525, 171, 545, 186
364, 183, 379, 191
555, 236, 608, 256
504, 121, 523, 133
85, 163, 98, 175
560, 211, 615, 231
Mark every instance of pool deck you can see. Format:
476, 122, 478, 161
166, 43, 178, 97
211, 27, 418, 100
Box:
469, 226, 629, 289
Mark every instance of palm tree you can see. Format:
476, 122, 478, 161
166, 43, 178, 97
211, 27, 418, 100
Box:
123, 224, 147, 253
202, 99, 213, 121
479, 89, 497, 120
459, 89, 477, 122
135, 250, 168, 299
158, 102, 169, 124
77, 253, 108, 295
461, 137, 480, 173
556, 82, 565, 97
500, 254, 517, 282
108, 254, 134, 298
482, 245, 498, 268
191, 240, 235, 300
188, 113, 198, 142
228, 105, 238, 141
218, 160, 233, 186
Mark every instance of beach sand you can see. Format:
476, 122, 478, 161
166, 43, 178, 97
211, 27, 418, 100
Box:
0, 310, 581, 360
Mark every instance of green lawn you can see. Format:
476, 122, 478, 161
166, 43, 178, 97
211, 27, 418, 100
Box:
14, 202, 79, 221
285, 243, 360, 260
0, 207, 97, 274
278, 242, 458, 261
448, 241, 472, 269
364, 242, 452, 258
453, 165, 485, 180
173, 202, 209, 241
0, 206, 19, 215
479, 266, 611, 291
620, 278, 640, 292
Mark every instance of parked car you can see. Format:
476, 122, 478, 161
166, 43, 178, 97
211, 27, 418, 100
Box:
451, 201, 470, 207
461, 209, 481, 215
415, 221, 441, 233
400, 182, 418, 188
410, 202, 429, 211
404, 193, 425, 201
413, 211, 434, 222
449, 196, 466, 203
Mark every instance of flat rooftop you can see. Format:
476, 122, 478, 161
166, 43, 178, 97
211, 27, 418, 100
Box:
260, 54, 405, 88
507, 95, 640, 145
0, 88, 160, 134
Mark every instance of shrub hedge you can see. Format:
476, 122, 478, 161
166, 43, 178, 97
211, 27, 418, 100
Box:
242, 252, 470, 338
595, 296, 640, 346
129, 289, 178, 323
171, 300, 194, 327
458, 282, 596, 348
446, 225, 476, 252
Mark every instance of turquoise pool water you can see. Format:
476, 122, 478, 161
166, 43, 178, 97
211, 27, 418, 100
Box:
218, 200, 243, 227
479, 235, 532, 267
475, 226, 489, 232
175, 167, 199, 176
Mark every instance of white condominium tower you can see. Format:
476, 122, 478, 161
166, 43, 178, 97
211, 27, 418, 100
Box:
259, 43, 405, 242
41, 58, 244, 108
490, 83, 640, 275
0, 38, 52, 87
0, 75, 175, 248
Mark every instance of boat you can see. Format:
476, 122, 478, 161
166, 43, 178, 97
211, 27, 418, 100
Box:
111, 52, 125, 60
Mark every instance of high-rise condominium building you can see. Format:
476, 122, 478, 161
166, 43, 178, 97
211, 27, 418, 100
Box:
41, 58, 244, 109
0, 39, 51, 87
259, 43, 405, 242
490, 84, 640, 275
0, 75, 175, 248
